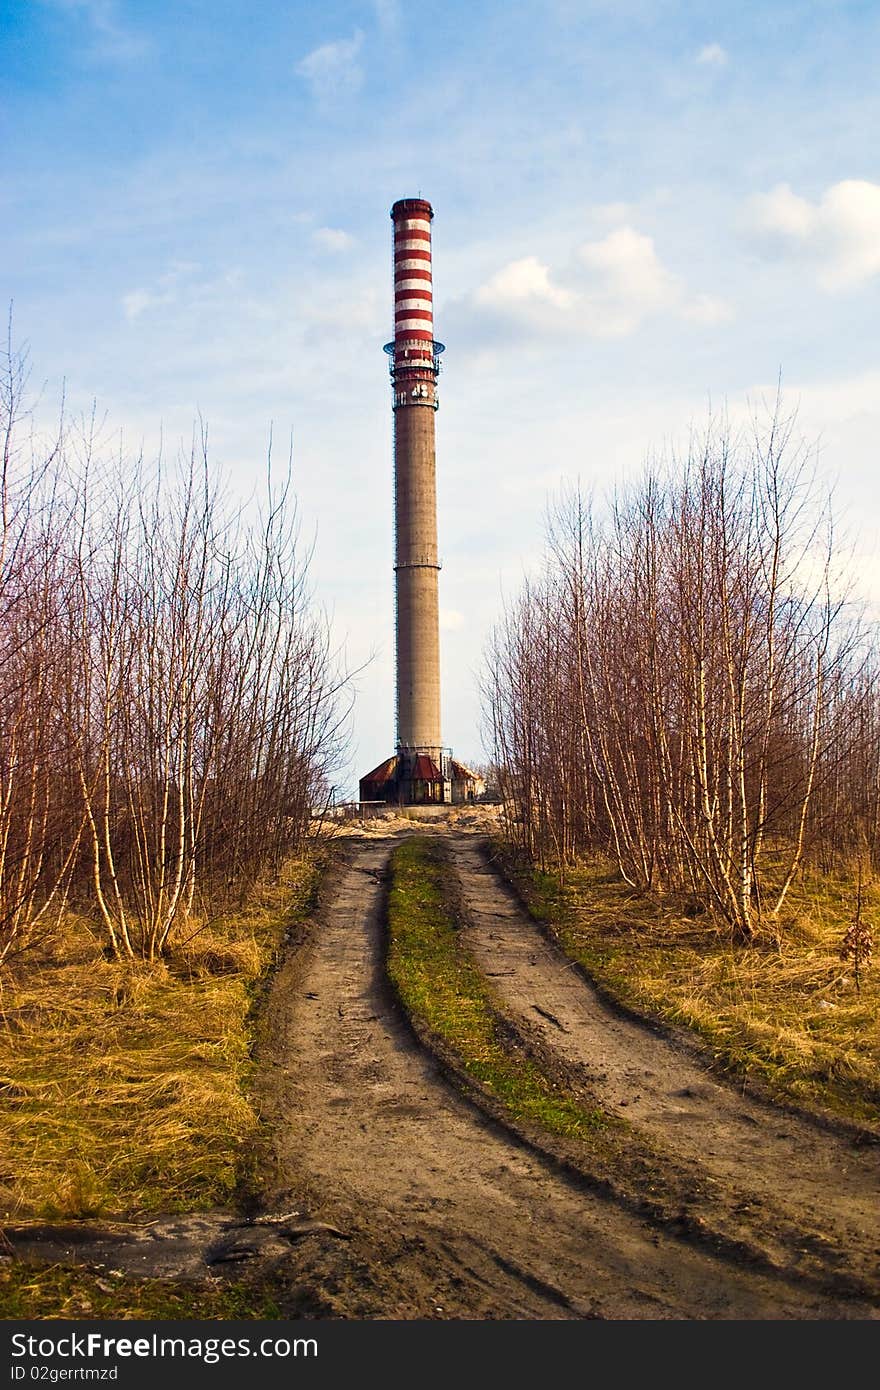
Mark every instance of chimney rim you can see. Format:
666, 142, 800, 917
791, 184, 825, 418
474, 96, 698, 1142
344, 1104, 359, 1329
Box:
391, 197, 434, 220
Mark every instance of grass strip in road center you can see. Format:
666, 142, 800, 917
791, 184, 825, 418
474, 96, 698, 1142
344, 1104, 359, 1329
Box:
386, 836, 613, 1146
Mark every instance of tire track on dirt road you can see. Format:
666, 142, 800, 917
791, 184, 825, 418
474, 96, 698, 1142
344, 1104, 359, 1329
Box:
447, 834, 880, 1296
260, 834, 876, 1319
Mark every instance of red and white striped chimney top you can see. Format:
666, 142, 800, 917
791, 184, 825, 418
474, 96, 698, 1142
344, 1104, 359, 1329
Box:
391, 197, 434, 348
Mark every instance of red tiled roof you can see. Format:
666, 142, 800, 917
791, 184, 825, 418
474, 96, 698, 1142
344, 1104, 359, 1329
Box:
449, 759, 480, 781
360, 756, 398, 785
411, 754, 443, 781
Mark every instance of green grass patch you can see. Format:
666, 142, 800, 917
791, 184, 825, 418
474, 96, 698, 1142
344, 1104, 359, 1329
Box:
0, 854, 326, 1223
492, 841, 880, 1129
0, 1261, 279, 1320
386, 837, 612, 1145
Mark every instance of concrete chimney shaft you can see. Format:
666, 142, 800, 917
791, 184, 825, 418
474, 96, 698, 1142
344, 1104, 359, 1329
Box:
389, 198, 444, 763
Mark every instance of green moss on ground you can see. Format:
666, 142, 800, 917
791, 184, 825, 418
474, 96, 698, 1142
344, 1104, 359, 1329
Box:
386, 836, 613, 1145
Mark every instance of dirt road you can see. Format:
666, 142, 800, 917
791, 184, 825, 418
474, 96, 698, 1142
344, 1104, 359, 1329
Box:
11, 830, 877, 1317
257, 834, 878, 1318
447, 835, 880, 1294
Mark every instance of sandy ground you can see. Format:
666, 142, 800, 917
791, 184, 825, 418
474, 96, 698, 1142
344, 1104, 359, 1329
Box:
319, 803, 506, 838
447, 835, 880, 1294
252, 834, 877, 1318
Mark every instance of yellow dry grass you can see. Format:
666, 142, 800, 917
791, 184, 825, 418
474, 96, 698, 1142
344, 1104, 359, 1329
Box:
517, 854, 880, 1128
0, 856, 322, 1221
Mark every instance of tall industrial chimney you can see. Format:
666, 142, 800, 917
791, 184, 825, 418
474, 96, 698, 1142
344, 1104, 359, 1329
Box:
359, 199, 481, 808
389, 198, 443, 773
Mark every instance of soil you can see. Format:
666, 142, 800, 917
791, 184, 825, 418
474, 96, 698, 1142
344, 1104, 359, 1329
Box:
251, 832, 877, 1318
7, 825, 879, 1319
445, 834, 880, 1297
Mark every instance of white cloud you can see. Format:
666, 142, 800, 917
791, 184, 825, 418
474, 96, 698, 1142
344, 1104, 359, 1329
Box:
312, 227, 355, 252
440, 608, 465, 630
300, 286, 381, 347
746, 179, 880, 289
680, 293, 735, 325
45, 0, 151, 63
696, 43, 727, 67
465, 226, 728, 340
120, 262, 205, 322
372, 0, 400, 32
578, 226, 678, 328
296, 30, 364, 104
122, 288, 156, 321
748, 183, 814, 241
592, 201, 632, 226
476, 255, 574, 312
748, 367, 880, 428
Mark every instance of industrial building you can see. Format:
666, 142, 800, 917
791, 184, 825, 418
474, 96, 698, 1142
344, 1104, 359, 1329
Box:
359, 198, 480, 807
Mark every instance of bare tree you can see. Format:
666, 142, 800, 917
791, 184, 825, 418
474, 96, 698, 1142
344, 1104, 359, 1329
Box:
485, 408, 874, 942
1, 335, 350, 965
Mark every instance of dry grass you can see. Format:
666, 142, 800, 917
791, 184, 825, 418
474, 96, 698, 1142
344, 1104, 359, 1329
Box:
0, 1260, 280, 1319
0, 856, 323, 1222
497, 848, 880, 1129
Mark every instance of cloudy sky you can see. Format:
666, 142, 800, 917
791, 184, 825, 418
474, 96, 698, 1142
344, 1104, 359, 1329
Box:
4, 1, 880, 793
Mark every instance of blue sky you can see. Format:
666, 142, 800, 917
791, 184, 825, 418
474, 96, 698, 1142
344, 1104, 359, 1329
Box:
4, 1, 880, 793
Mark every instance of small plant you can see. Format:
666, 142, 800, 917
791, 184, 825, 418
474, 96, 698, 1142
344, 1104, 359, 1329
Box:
840, 862, 874, 995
